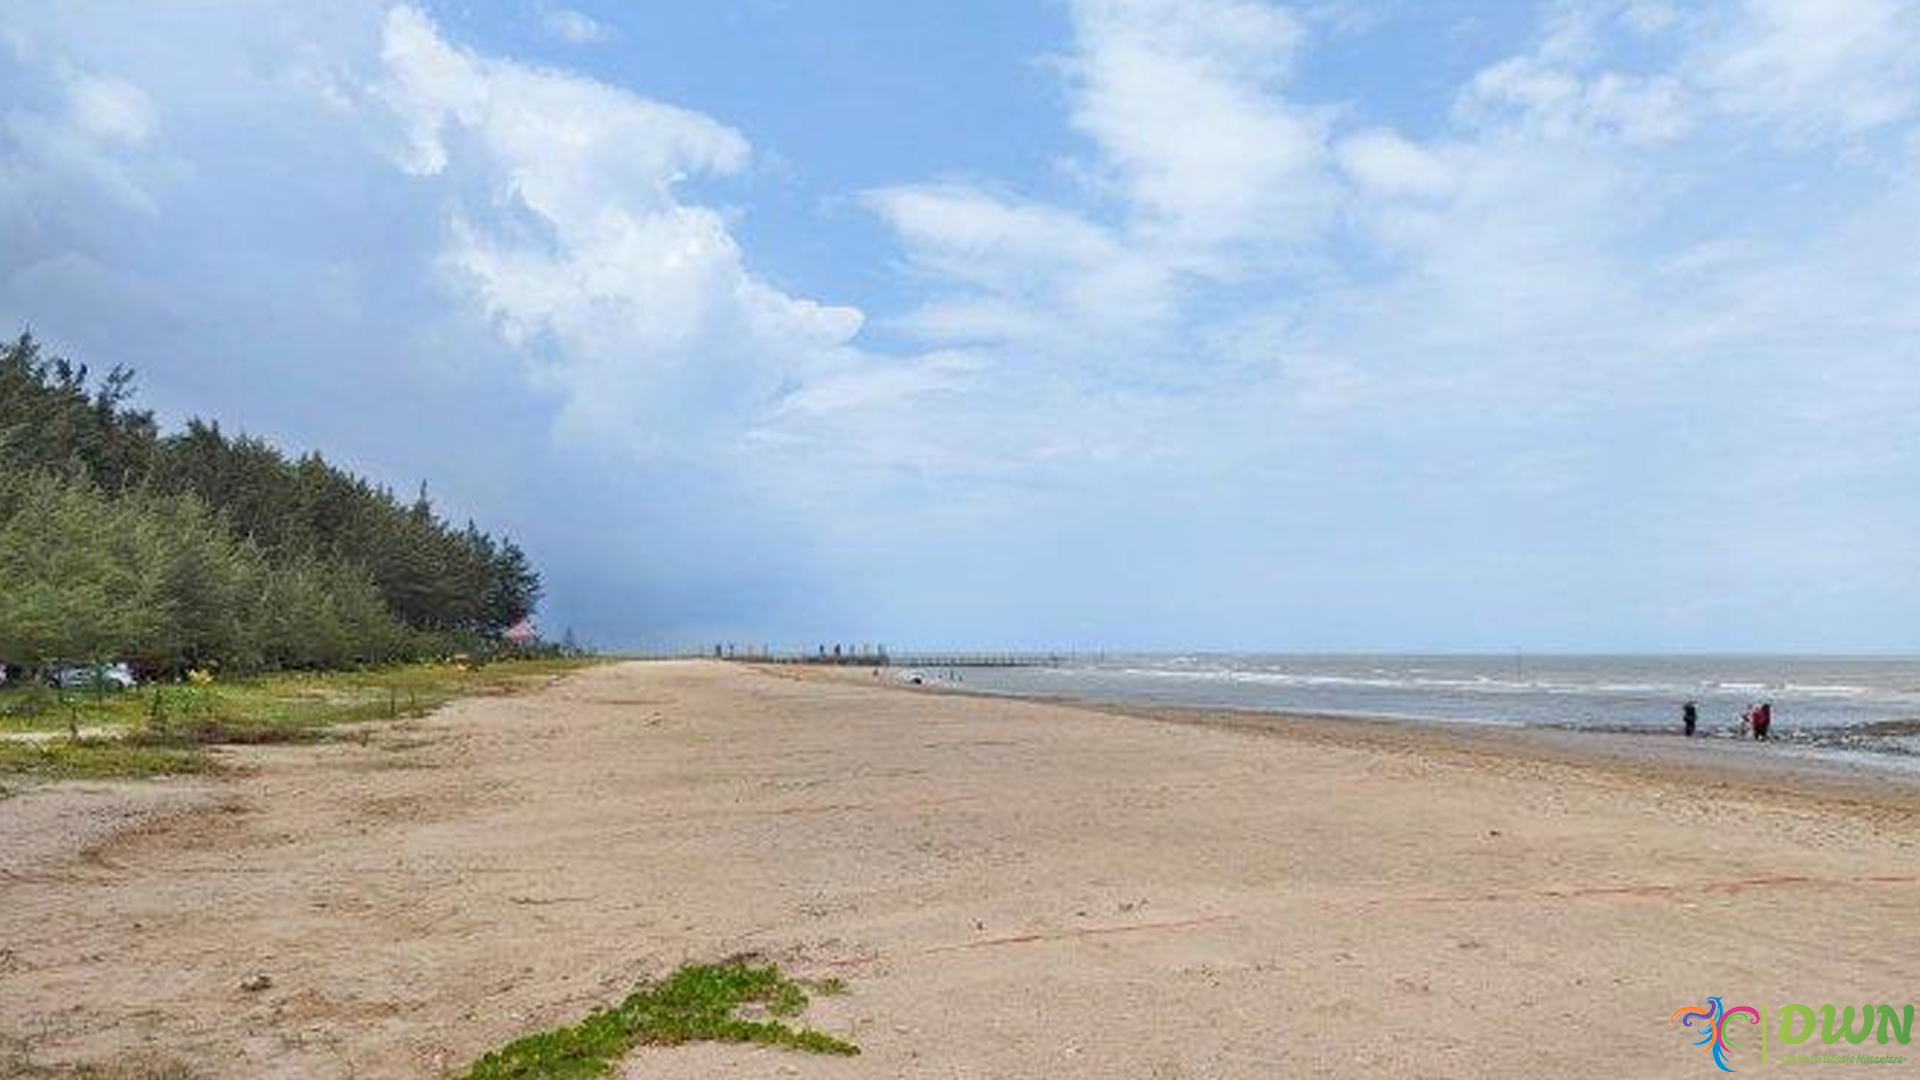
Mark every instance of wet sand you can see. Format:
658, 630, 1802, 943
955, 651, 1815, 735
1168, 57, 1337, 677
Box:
3, 660, 1918, 1078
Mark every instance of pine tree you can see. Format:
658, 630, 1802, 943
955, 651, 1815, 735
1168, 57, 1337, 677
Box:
0, 332, 547, 673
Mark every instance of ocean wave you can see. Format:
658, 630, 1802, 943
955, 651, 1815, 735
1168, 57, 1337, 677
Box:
1781, 683, 1872, 697
1095, 666, 1920, 702
1104, 666, 1707, 699
966, 657, 1920, 737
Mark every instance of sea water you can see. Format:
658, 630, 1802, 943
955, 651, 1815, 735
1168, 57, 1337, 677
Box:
943, 655, 1920, 746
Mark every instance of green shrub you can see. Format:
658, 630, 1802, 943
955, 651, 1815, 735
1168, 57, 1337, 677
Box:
460, 960, 858, 1080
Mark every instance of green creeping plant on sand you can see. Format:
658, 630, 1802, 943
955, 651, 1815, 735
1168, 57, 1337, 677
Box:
458, 960, 858, 1080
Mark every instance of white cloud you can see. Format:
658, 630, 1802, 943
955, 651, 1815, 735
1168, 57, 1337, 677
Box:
376, 6, 866, 452
63, 71, 155, 145
1620, 1, 1682, 35
1457, 54, 1692, 145
865, 0, 1340, 376
863, 183, 1175, 353
9, 0, 1920, 645
1, 67, 163, 224
867, 184, 1121, 287
768, 349, 986, 420
1065, 0, 1333, 247
540, 6, 612, 45
1336, 129, 1453, 199
380, 7, 746, 200
1693, 0, 1920, 138
862, 0, 1920, 546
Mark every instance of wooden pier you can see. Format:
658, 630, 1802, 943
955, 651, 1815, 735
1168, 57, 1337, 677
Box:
758, 651, 1064, 669
624, 646, 1068, 668
884, 653, 1065, 669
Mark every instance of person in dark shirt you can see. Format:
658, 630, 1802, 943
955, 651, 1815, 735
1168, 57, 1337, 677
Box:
1682, 701, 1698, 738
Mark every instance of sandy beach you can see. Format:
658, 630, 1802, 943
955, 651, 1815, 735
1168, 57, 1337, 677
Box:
4, 660, 1919, 1078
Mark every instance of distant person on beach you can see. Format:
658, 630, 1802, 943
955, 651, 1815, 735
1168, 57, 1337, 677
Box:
1682, 701, 1697, 737
1754, 701, 1773, 741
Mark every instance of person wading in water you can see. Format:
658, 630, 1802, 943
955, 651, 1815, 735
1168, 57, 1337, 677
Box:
1682, 701, 1698, 738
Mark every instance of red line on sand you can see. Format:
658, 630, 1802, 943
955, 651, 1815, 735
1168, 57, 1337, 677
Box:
921, 914, 1239, 954
1384, 872, 1916, 906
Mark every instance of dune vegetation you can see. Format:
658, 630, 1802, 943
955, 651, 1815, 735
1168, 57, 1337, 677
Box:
459, 960, 857, 1080
0, 332, 543, 678
0, 657, 597, 783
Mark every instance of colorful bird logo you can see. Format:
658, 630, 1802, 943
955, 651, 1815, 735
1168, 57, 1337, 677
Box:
1670, 996, 1762, 1072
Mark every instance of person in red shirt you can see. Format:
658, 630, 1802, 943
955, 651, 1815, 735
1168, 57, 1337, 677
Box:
1753, 701, 1773, 741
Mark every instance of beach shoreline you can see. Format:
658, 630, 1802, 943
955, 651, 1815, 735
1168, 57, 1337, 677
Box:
869, 653, 1920, 748
4, 659, 1918, 1078
778, 662, 1920, 814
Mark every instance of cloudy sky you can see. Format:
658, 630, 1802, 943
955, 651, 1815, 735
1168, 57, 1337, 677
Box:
4, 0, 1918, 652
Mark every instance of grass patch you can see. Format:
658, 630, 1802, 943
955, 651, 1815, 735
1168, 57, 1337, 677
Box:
1, 658, 599, 735
806, 975, 850, 997
459, 960, 858, 1080
0, 657, 602, 780
0, 738, 209, 780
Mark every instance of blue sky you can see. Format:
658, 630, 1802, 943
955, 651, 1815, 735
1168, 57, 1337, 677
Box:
4, 1, 1919, 652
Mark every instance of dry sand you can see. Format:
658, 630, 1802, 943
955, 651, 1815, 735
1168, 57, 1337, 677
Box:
3, 660, 1919, 1078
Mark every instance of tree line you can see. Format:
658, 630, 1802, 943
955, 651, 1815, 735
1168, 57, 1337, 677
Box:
0, 333, 541, 674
